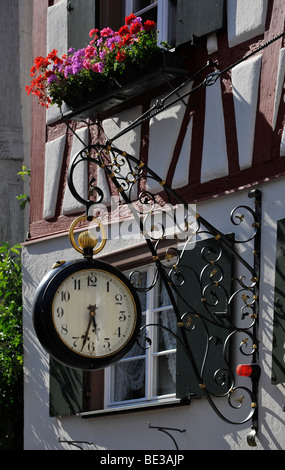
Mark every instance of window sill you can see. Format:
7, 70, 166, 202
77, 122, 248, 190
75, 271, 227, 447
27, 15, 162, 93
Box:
77, 398, 190, 419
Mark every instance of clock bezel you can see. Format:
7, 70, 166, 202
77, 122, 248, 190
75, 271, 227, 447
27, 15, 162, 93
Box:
32, 258, 142, 370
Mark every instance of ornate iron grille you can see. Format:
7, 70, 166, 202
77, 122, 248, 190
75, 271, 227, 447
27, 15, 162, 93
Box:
66, 141, 261, 445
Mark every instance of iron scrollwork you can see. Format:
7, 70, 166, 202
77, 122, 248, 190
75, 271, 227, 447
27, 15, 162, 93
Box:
67, 142, 261, 445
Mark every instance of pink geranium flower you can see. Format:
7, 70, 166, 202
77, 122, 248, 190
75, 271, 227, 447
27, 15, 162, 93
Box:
100, 27, 114, 37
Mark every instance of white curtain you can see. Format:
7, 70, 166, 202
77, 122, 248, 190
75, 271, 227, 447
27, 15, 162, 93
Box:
113, 276, 177, 402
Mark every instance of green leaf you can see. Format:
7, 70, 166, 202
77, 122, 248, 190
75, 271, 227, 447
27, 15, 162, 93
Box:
0, 242, 23, 450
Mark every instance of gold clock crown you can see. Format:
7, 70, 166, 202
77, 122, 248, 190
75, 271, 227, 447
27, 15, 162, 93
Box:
78, 231, 97, 250
69, 215, 107, 257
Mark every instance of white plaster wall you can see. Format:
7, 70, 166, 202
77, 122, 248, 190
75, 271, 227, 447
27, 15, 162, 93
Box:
200, 76, 228, 183
231, 54, 262, 170
43, 135, 66, 219
102, 106, 142, 156
23, 179, 285, 450
147, 83, 193, 192
62, 127, 89, 215
273, 48, 285, 131
172, 117, 193, 189
227, 0, 268, 48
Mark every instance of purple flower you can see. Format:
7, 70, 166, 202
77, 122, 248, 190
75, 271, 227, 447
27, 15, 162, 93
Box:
53, 63, 63, 73
47, 73, 58, 84
106, 35, 120, 49
98, 61, 105, 73
72, 62, 84, 74
99, 50, 106, 60
64, 65, 73, 77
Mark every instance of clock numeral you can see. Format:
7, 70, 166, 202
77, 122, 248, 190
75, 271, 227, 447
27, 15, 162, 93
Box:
72, 336, 80, 348
73, 279, 81, 290
88, 342, 95, 353
61, 291, 70, 302
87, 275, 97, 287
57, 307, 64, 318
115, 293, 123, 305
61, 324, 68, 335
114, 327, 121, 337
103, 338, 110, 349
119, 311, 126, 322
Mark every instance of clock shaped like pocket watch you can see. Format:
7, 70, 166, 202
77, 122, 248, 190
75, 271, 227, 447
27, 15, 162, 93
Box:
32, 217, 141, 370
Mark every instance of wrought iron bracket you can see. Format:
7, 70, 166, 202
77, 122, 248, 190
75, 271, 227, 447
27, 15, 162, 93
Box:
63, 140, 261, 447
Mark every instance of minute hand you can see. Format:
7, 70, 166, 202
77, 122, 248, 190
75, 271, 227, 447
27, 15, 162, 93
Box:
81, 315, 93, 351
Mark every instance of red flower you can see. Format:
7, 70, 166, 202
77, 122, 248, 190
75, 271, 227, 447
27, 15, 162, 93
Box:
144, 20, 156, 32
125, 13, 136, 25
26, 75, 51, 108
47, 49, 59, 62
33, 56, 50, 70
130, 21, 142, 35
122, 33, 132, 46
116, 50, 126, 62
119, 25, 129, 36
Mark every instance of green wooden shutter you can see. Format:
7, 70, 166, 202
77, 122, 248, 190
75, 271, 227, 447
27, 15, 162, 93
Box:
272, 218, 285, 384
176, 0, 226, 47
67, 0, 97, 51
49, 358, 85, 417
176, 235, 234, 399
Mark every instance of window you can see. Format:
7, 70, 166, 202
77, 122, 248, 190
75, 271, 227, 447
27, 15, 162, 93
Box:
125, 0, 226, 48
105, 264, 178, 408
98, 0, 124, 32
125, 0, 177, 46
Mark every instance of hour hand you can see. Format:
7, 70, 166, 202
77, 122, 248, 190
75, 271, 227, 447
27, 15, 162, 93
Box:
88, 304, 97, 332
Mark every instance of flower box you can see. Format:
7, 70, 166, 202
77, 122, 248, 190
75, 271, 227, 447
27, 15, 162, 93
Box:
63, 50, 188, 121
26, 14, 188, 121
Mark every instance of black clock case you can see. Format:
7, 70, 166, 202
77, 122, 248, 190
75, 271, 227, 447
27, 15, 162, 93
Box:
32, 257, 142, 370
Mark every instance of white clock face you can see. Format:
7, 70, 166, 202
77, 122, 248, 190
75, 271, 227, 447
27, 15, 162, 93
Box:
52, 269, 138, 358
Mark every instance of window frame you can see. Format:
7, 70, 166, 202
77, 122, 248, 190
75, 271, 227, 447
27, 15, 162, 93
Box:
104, 262, 179, 410
124, 0, 171, 45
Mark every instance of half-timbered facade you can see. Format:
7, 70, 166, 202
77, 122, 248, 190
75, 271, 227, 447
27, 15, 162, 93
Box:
23, 0, 285, 450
